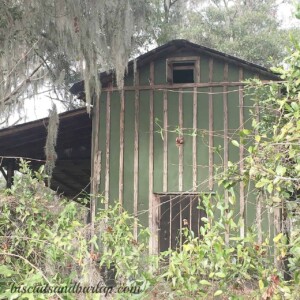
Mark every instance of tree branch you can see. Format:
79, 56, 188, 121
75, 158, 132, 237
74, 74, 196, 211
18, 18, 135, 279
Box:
1, 63, 43, 105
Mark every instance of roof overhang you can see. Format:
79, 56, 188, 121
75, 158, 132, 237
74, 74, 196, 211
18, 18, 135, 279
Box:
0, 108, 92, 199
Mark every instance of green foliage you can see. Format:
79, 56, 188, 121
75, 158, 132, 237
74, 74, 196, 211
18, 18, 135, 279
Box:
0, 160, 92, 299
0, 160, 157, 300
245, 43, 300, 204
97, 203, 158, 290
159, 192, 274, 299
1, 160, 300, 299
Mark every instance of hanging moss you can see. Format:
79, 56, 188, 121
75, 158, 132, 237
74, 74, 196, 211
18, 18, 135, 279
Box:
0, 0, 149, 119
44, 104, 59, 186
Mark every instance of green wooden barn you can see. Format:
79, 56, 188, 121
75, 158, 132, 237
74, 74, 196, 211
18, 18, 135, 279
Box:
0, 39, 280, 254
70, 40, 280, 254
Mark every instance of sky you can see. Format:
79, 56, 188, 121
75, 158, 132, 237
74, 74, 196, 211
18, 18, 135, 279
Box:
278, 2, 300, 28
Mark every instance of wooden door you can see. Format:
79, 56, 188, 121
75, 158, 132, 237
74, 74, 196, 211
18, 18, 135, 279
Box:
158, 194, 206, 252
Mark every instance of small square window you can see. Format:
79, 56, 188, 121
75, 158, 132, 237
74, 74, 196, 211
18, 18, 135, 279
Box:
166, 57, 199, 84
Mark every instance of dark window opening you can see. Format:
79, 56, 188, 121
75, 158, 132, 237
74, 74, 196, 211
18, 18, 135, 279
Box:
168, 61, 196, 84
173, 69, 194, 83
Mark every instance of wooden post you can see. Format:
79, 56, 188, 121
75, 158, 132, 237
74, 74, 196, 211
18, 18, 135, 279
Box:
223, 63, 229, 245
208, 58, 214, 190
239, 67, 245, 238
163, 90, 168, 193
105, 91, 111, 209
178, 90, 183, 192
6, 160, 15, 189
133, 70, 140, 239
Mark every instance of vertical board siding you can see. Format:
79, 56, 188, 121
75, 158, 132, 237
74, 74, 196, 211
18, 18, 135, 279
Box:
155, 59, 166, 85
109, 91, 120, 202
149, 62, 155, 253
192, 88, 197, 191
213, 59, 225, 82
119, 90, 125, 206
223, 63, 229, 244
213, 87, 224, 173
91, 94, 101, 236
239, 68, 245, 238
139, 63, 150, 86
123, 91, 135, 214
178, 90, 183, 192
195, 57, 201, 82
163, 91, 168, 192
138, 91, 150, 228
182, 89, 193, 192
200, 55, 209, 83
227, 65, 240, 223
167, 91, 179, 191
153, 91, 164, 192
98, 94, 107, 202
197, 88, 209, 191
134, 86, 140, 238
208, 58, 214, 190
212, 59, 225, 194
255, 97, 263, 243
105, 91, 111, 208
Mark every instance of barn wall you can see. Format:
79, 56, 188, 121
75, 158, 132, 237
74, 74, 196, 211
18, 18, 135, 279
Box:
92, 50, 278, 250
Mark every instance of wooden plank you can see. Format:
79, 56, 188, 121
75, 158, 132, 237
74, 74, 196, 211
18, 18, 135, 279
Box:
150, 61, 154, 86
193, 87, 197, 191
223, 63, 229, 245
167, 56, 200, 62
152, 194, 160, 254
239, 67, 245, 238
119, 90, 125, 206
105, 91, 111, 209
223, 63, 229, 170
163, 90, 168, 192
134, 74, 140, 239
178, 90, 183, 192
195, 57, 200, 83
255, 89, 262, 243
208, 58, 214, 190
149, 90, 155, 253
148, 62, 155, 253
101, 81, 268, 92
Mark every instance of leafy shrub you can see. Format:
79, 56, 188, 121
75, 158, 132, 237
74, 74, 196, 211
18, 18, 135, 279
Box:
0, 160, 97, 299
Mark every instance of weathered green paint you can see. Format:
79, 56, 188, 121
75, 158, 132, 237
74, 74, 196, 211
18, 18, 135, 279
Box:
139, 64, 150, 86
97, 93, 107, 209
167, 91, 179, 191
213, 87, 224, 172
213, 59, 225, 82
123, 91, 135, 214
197, 88, 209, 191
109, 92, 120, 202
154, 59, 166, 85
138, 90, 150, 227
200, 55, 210, 83
153, 91, 164, 193
92, 46, 277, 249
182, 89, 193, 192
